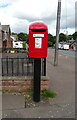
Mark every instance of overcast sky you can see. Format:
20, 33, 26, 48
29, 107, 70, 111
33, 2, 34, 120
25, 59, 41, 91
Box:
0, 0, 76, 35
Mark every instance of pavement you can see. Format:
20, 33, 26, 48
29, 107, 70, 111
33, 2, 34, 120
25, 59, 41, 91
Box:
1, 50, 76, 119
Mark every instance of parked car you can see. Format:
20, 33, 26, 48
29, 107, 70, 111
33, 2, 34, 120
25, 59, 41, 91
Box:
63, 44, 69, 50
58, 43, 69, 50
58, 43, 64, 50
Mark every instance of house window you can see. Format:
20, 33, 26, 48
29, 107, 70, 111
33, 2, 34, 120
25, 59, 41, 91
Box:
16, 43, 18, 45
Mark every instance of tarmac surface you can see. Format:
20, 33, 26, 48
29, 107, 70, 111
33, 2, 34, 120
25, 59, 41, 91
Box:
1, 50, 76, 119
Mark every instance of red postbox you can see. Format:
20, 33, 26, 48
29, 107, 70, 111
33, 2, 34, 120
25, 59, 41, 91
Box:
28, 22, 48, 58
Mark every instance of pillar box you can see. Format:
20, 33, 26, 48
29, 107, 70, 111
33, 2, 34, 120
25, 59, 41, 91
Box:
28, 22, 48, 58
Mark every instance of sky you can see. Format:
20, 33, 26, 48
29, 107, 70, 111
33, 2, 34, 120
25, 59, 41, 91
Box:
0, 0, 76, 35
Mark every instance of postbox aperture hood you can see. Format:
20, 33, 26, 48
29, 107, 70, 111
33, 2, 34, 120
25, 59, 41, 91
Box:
29, 22, 48, 30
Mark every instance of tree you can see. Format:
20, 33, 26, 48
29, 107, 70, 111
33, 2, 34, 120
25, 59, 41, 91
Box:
72, 32, 77, 40
48, 33, 55, 47
59, 33, 66, 42
12, 32, 18, 35
66, 35, 73, 40
18, 33, 28, 42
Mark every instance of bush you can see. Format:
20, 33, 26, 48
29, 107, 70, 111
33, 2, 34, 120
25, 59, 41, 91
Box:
41, 90, 57, 98
23, 43, 26, 49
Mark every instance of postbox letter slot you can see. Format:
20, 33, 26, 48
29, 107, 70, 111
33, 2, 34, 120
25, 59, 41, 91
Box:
30, 29, 47, 32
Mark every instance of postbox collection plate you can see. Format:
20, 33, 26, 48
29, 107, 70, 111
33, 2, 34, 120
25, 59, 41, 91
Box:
35, 38, 42, 48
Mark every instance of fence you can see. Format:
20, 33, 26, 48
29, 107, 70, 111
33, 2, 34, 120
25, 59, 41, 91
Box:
2, 57, 46, 76
2, 48, 27, 53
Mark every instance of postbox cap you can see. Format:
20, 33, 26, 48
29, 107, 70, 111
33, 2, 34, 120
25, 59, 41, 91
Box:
29, 22, 48, 30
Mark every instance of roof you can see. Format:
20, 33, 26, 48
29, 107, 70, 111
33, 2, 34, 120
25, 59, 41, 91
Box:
12, 35, 18, 39
2, 25, 11, 33
69, 39, 75, 42
29, 22, 48, 29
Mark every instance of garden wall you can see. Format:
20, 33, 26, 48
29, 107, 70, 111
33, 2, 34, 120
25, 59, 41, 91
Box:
1, 76, 49, 91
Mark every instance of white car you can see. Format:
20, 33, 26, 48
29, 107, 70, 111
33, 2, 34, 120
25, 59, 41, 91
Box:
63, 44, 69, 50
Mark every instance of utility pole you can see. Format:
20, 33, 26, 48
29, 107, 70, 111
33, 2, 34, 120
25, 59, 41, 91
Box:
75, 1, 77, 32
54, 0, 61, 66
0, 23, 2, 50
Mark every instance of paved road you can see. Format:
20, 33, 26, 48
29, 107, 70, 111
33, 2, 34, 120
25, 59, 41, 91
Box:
1, 51, 75, 119
49, 48, 76, 58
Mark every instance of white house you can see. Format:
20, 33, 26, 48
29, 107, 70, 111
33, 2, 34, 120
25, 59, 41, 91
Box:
11, 36, 23, 48
13, 41, 23, 48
